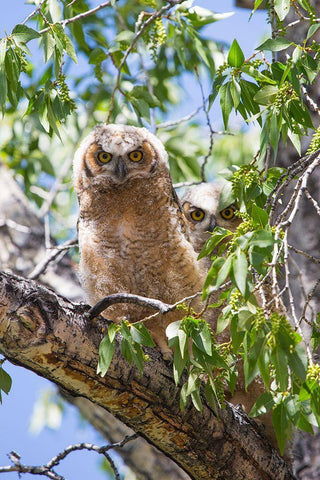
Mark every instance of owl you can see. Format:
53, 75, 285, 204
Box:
181, 182, 241, 255
181, 182, 287, 458
73, 124, 207, 357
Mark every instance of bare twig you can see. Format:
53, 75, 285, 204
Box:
0, 218, 30, 234
194, 67, 214, 182
38, 1, 113, 35
88, 291, 202, 319
21, 0, 46, 25
299, 278, 320, 326
266, 148, 320, 218
0, 435, 138, 480
28, 237, 78, 280
304, 188, 320, 216
288, 244, 320, 264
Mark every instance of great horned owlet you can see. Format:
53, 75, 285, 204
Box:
181, 182, 285, 457
73, 124, 207, 356
181, 182, 241, 255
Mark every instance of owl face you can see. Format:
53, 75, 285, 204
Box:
73, 124, 169, 191
181, 182, 241, 252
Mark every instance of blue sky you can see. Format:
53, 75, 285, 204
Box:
0, 2, 268, 479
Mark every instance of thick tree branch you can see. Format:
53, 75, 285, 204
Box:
0, 271, 295, 480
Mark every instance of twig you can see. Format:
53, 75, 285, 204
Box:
304, 189, 320, 216
299, 278, 320, 326
194, 66, 214, 182
0, 218, 30, 234
107, 0, 185, 123
0, 435, 138, 480
38, 1, 113, 35
301, 85, 320, 117
288, 244, 320, 264
274, 155, 320, 228
173, 180, 203, 189
21, 0, 46, 25
28, 237, 78, 280
266, 148, 320, 218
89, 291, 202, 319
156, 105, 204, 130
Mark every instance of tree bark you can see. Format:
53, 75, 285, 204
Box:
0, 270, 295, 480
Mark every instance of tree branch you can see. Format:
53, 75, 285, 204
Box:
0, 270, 295, 480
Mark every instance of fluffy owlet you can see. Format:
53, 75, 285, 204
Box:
181, 182, 285, 456
73, 124, 207, 356
181, 182, 241, 254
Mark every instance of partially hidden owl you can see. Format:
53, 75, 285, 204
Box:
181, 182, 288, 459
181, 182, 241, 255
73, 124, 208, 357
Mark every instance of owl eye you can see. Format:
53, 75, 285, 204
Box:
97, 151, 112, 164
220, 206, 236, 220
128, 150, 143, 162
190, 209, 205, 222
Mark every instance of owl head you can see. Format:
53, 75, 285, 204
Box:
73, 124, 169, 192
181, 182, 241, 252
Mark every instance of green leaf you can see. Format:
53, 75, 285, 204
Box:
288, 344, 307, 381
233, 250, 248, 297
218, 182, 235, 210
219, 81, 233, 129
230, 78, 241, 109
64, 34, 77, 63
272, 401, 291, 454
166, 321, 181, 342
216, 255, 233, 288
0, 367, 12, 397
108, 323, 119, 343
173, 344, 187, 385
216, 312, 230, 335
306, 23, 320, 40
131, 86, 160, 108
115, 30, 135, 43
180, 383, 188, 410
257, 37, 292, 52
97, 335, 116, 377
12, 24, 40, 43
249, 392, 275, 417
186, 7, 234, 27
199, 323, 213, 356
253, 85, 278, 105
274, 0, 291, 21
191, 389, 202, 412
250, 230, 275, 248
228, 39, 245, 68
251, 204, 269, 227
272, 347, 288, 391
131, 323, 156, 347
178, 329, 187, 358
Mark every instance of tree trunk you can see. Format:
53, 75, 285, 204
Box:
0, 270, 295, 480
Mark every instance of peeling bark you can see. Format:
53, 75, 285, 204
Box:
0, 271, 295, 480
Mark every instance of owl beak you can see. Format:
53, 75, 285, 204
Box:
114, 157, 128, 180
208, 215, 217, 233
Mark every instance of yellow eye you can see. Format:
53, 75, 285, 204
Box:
220, 206, 235, 220
128, 150, 143, 162
190, 209, 205, 222
97, 151, 112, 163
